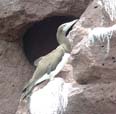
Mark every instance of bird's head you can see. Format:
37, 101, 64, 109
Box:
56, 19, 77, 52
57, 19, 77, 39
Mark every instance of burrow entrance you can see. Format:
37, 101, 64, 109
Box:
23, 16, 77, 65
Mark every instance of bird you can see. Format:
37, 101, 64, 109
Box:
22, 19, 77, 99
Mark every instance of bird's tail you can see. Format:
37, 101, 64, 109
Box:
22, 82, 35, 99
22, 74, 50, 99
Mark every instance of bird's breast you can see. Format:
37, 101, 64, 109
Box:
48, 53, 70, 77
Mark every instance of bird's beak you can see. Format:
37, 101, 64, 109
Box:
63, 19, 78, 32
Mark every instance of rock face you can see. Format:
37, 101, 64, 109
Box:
0, 40, 34, 114
71, 0, 116, 85
66, 0, 116, 114
0, 0, 91, 41
1, 0, 116, 114
0, 0, 91, 114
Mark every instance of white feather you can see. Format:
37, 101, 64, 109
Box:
50, 53, 70, 79
30, 78, 70, 114
73, 24, 116, 58
35, 53, 70, 85
101, 0, 116, 21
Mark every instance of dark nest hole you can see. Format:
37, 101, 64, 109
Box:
23, 15, 77, 65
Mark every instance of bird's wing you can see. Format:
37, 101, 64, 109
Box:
22, 56, 50, 98
47, 63, 53, 74
34, 56, 44, 66
22, 47, 66, 99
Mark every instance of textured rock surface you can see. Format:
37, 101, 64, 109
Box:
65, 82, 116, 114
16, 0, 116, 114
71, 0, 116, 85
0, 40, 34, 114
0, 0, 92, 114
1, 0, 116, 114
0, 0, 91, 41
66, 0, 116, 114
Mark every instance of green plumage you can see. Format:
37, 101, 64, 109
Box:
22, 45, 65, 98
22, 19, 77, 99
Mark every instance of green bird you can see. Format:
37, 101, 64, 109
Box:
22, 19, 77, 99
